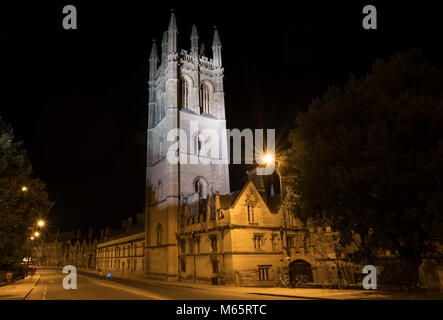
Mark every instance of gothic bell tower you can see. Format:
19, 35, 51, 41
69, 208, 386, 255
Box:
145, 10, 230, 279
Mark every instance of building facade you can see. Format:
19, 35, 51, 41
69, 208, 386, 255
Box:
96, 232, 145, 276
143, 11, 348, 286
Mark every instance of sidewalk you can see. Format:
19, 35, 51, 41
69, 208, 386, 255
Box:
74, 268, 443, 300
0, 273, 40, 300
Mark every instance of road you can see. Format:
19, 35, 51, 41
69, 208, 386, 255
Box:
25, 269, 300, 300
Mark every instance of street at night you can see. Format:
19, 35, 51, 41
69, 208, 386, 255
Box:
22, 269, 297, 300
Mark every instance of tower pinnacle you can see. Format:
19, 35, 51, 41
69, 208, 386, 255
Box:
161, 31, 168, 63
212, 26, 221, 47
191, 24, 199, 59
149, 39, 158, 80
167, 9, 178, 53
212, 26, 222, 68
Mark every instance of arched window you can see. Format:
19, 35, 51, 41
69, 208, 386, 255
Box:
194, 178, 206, 198
200, 83, 211, 114
156, 223, 162, 246
181, 78, 190, 109
156, 180, 163, 202
193, 133, 204, 155
157, 138, 163, 161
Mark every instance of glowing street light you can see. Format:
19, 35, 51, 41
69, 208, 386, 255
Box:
37, 220, 45, 227
21, 186, 28, 192
30, 236, 35, 240
34, 231, 40, 237
262, 153, 274, 165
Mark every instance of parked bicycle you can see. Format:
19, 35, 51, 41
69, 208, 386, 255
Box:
292, 274, 310, 288
273, 273, 290, 288
322, 274, 348, 289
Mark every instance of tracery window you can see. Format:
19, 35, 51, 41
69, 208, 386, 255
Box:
200, 83, 210, 114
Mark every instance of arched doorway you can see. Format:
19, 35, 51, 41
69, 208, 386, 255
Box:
289, 259, 313, 283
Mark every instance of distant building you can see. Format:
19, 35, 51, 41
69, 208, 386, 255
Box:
33, 229, 97, 269
95, 214, 145, 276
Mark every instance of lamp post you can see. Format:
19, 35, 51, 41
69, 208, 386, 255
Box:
26, 219, 46, 273
262, 153, 291, 272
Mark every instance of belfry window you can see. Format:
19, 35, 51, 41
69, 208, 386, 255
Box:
200, 83, 210, 114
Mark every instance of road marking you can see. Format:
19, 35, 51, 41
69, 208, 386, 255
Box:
42, 285, 47, 300
22, 276, 41, 300
95, 281, 169, 300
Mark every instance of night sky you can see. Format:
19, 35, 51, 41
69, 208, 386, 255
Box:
0, 2, 441, 233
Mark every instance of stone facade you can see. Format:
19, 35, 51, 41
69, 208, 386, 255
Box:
96, 231, 145, 276
95, 215, 146, 276
143, 11, 340, 286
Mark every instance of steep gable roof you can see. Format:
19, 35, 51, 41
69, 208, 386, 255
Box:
231, 179, 282, 214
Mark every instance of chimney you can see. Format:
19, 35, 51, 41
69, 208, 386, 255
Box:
105, 226, 111, 240
128, 217, 133, 226
121, 219, 128, 231
100, 229, 104, 241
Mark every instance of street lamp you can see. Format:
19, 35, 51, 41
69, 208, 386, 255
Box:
261, 152, 291, 271
34, 231, 40, 237
21, 186, 28, 192
37, 220, 45, 227
262, 153, 274, 165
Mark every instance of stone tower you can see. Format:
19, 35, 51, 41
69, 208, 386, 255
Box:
145, 10, 230, 280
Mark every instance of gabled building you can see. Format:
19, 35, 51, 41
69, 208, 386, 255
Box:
144, 10, 333, 286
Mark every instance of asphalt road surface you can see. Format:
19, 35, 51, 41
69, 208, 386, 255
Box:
25, 269, 299, 300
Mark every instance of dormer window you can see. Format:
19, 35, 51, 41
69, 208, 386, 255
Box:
247, 204, 255, 223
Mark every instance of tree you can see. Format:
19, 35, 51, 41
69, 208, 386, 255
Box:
0, 119, 53, 269
281, 49, 443, 287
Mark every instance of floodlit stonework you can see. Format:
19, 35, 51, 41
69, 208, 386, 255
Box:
143, 11, 329, 286
145, 10, 229, 281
